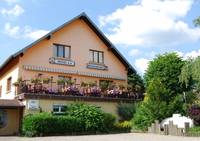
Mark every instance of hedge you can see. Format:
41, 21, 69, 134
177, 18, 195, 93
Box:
22, 113, 84, 137
22, 103, 132, 137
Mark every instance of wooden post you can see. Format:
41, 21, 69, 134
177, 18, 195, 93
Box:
184, 122, 189, 136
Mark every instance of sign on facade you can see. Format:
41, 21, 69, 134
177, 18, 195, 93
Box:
27, 100, 39, 110
49, 57, 75, 66
87, 63, 108, 70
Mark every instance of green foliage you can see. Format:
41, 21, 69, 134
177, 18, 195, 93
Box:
133, 102, 154, 131
188, 126, 200, 136
180, 57, 200, 93
128, 72, 145, 93
22, 113, 84, 137
133, 53, 191, 131
42, 78, 50, 84
117, 103, 136, 121
144, 53, 185, 95
66, 103, 105, 133
193, 16, 200, 27
22, 103, 131, 137
114, 121, 132, 133
102, 113, 116, 132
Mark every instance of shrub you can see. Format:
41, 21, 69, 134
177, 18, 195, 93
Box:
117, 103, 136, 121
187, 126, 200, 136
188, 104, 200, 126
102, 113, 116, 132
66, 103, 105, 133
22, 113, 84, 137
133, 102, 155, 131
114, 121, 132, 133
22, 103, 128, 137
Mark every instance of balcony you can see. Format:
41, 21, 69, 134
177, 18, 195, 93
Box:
14, 79, 144, 102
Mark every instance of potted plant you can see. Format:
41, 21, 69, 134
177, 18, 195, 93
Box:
13, 78, 23, 94
43, 78, 50, 84
31, 78, 42, 84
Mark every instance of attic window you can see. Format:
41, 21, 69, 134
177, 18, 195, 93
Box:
90, 50, 104, 64
54, 44, 70, 59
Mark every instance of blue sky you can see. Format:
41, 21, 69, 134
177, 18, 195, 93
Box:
0, 0, 200, 74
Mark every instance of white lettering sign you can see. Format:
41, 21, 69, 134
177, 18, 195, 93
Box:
49, 57, 75, 66
87, 63, 108, 70
28, 100, 39, 110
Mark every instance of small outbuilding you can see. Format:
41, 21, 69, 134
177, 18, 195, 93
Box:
0, 99, 24, 136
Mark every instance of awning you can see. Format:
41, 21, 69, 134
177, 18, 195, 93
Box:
0, 99, 24, 109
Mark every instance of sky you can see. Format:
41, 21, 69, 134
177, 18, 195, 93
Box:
0, 0, 200, 75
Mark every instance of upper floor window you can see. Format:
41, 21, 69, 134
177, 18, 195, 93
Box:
90, 50, 104, 64
54, 44, 70, 59
6, 77, 12, 92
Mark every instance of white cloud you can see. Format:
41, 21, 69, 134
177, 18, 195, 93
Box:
129, 49, 140, 56
3, 0, 20, 5
134, 58, 150, 74
24, 29, 49, 40
1, 4, 24, 17
176, 49, 200, 59
4, 23, 49, 40
4, 23, 20, 38
99, 0, 200, 47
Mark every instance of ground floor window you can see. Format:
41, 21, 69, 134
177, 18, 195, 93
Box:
52, 105, 67, 114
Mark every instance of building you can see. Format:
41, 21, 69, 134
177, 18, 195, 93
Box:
0, 13, 140, 135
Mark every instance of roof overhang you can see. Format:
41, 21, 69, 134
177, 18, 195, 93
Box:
0, 99, 24, 109
0, 12, 136, 74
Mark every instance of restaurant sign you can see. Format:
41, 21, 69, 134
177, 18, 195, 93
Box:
49, 57, 75, 66
87, 63, 108, 70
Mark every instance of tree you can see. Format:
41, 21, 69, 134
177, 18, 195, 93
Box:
128, 72, 145, 94
193, 16, 200, 27
180, 57, 200, 97
133, 53, 190, 130
144, 53, 185, 99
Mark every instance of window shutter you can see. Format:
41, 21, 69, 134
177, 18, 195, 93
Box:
53, 45, 57, 57
65, 47, 70, 58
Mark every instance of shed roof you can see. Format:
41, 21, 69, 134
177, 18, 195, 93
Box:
0, 99, 24, 108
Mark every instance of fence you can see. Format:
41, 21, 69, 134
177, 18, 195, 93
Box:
148, 120, 192, 136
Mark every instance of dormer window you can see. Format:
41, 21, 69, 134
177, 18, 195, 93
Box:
54, 44, 70, 59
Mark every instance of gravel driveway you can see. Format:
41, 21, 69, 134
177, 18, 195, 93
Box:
0, 133, 199, 141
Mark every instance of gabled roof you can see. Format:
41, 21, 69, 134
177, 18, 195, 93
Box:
0, 12, 136, 74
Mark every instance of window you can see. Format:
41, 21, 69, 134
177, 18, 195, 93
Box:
0, 85, 2, 97
90, 50, 104, 64
6, 77, 12, 92
53, 105, 67, 114
54, 44, 70, 59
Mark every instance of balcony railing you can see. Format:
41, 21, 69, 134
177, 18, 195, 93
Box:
15, 83, 144, 101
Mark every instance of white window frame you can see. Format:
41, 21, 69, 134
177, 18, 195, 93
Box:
53, 104, 66, 114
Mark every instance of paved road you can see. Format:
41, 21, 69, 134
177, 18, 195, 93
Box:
0, 133, 199, 141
